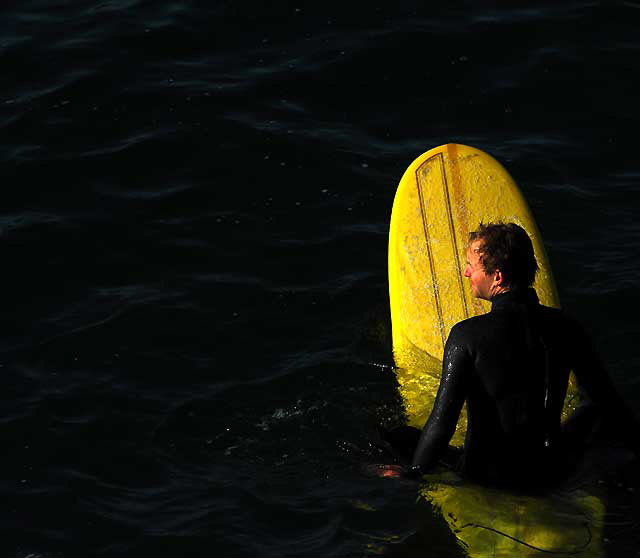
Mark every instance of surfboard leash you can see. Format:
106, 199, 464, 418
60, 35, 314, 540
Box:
456, 521, 592, 555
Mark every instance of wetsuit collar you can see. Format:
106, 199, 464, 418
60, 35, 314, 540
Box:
490, 288, 539, 311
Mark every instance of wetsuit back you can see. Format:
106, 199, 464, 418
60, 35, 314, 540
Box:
411, 288, 627, 488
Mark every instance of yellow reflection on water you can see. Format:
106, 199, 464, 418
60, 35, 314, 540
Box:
419, 471, 605, 557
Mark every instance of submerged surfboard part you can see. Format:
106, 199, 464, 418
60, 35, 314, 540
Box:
420, 472, 604, 558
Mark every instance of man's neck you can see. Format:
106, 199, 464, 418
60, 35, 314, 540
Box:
488, 285, 510, 300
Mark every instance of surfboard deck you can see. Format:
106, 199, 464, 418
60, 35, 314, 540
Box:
388, 143, 576, 435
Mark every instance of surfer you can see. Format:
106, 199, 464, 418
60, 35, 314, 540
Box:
398, 222, 637, 487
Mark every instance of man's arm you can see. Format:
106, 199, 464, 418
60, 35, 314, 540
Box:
566, 315, 640, 449
410, 324, 470, 474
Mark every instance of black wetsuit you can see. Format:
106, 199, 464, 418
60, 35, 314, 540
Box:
410, 288, 632, 488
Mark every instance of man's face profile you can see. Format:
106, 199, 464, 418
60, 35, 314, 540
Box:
464, 240, 497, 300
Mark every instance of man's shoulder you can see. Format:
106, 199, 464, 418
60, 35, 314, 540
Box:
450, 313, 490, 336
445, 314, 495, 354
449, 303, 573, 336
536, 303, 575, 325
537, 303, 564, 314
537, 304, 587, 340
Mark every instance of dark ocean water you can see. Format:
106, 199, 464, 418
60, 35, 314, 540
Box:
2, 1, 640, 556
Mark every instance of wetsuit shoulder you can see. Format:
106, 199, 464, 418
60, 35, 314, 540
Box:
446, 311, 508, 352
535, 305, 592, 346
448, 313, 491, 338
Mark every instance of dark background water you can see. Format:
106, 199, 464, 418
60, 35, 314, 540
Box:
2, 1, 640, 556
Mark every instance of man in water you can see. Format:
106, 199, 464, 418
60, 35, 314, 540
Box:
403, 222, 636, 487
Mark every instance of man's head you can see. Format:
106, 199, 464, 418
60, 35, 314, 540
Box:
464, 222, 538, 300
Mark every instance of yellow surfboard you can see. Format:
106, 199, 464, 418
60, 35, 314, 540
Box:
388, 144, 602, 556
388, 143, 580, 436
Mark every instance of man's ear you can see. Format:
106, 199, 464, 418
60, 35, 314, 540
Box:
493, 269, 504, 286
